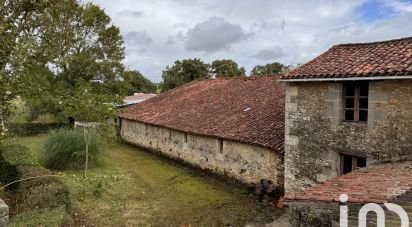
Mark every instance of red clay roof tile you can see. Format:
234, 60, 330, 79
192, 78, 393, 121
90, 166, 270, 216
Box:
282, 37, 412, 80
282, 161, 412, 204
119, 76, 285, 152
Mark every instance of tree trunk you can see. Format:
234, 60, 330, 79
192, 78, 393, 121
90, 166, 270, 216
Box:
0, 108, 5, 132
83, 127, 90, 178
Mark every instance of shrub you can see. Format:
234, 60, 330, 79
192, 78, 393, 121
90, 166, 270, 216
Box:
6, 123, 68, 136
42, 128, 103, 170
0, 144, 37, 190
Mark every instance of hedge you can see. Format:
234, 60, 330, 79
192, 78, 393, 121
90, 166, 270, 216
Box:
5, 123, 68, 136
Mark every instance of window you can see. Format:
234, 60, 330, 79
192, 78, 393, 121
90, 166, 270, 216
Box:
184, 133, 188, 143
343, 82, 369, 122
218, 139, 223, 153
340, 154, 367, 175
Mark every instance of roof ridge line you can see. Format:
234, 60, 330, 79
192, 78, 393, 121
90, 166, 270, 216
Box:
332, 36, 412, 48
201, 75, 284, 82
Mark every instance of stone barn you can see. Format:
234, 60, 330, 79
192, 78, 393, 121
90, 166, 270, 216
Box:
280, 36, 412, 194
279, 36, 412, 226
119, 76, 285, 188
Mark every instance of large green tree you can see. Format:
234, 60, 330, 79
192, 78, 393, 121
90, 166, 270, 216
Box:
211, 59, 246, 78
160, 58, 211, 92
0, 72, 14, 140
0, 0, 42, 137
1, 0, 128, 125
250, 62, 286, 76
123, 70, 157, 94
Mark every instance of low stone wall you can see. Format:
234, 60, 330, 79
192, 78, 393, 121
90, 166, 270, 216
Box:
0, 198, 8, 227
285, 201, 366, 227
286, 201, 340, 227
120, 119, 284, 188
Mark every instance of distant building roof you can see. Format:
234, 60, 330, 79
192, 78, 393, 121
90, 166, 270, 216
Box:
119, 76, 285, 152
283, 161, 412, 204
281, 36, 412, 80
123, 93, 157, 106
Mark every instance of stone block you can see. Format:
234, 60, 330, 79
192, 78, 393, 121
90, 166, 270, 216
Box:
0, 216, 8, 227
369, 81, 377, 92
285, 135, 299, 146
286, 103, 297, 112
285, 118, 295, 128
0, 198, 8, 227
368, 101, 376, 111
369, 92, 388, 102
324, 91, 339, 101
327, 83, 341, 92
368, 111, 388, 125
286, 85, 298, 96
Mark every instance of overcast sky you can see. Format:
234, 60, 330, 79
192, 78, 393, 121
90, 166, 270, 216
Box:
89, 0, 412, 82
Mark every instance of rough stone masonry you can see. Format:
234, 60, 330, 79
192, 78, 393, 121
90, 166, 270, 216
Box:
121, 119, 284, 188
0, 198, 8, 227
284, 80, 412, 193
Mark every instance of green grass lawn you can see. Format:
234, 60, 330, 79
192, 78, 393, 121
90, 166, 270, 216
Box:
13, 135, 282, 226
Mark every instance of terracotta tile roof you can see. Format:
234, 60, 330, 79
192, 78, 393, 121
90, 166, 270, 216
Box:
282, 161, 412, 204
282, 36, 412, 80
119, 76, 285, 152
124, 93, 157, 105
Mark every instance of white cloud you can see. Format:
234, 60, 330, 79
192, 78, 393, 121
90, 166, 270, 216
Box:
166, 31, 186, 45
252, 47, 285, 60
89, 0, 412, 82
124, 31, 153, 46
383, 0, 412, 13
185, 17, 251, 52
116, 10, 143, 17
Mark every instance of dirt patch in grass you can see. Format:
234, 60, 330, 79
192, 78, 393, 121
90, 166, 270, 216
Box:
17, 135, 284, 226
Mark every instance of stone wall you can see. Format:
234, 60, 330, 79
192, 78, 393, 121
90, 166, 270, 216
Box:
285, 80, 412, 193
286, 200, 374, 227
286, 201, 340, 227
121, 119, 284, 187
0, 198, 8, 227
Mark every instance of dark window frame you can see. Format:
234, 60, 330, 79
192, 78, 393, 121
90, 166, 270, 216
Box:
340, 154, 367, 175
343, 82, 369, 123
218, 139, 223, 153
